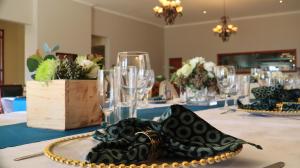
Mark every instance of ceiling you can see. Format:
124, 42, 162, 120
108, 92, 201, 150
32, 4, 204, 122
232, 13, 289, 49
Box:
79, 0, 300, 26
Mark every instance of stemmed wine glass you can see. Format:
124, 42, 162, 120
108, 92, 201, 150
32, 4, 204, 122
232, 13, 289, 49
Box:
116, 52, 151, 106
97, 69, 115, 126
142, 69, 155, 106
214, 66, 236, 111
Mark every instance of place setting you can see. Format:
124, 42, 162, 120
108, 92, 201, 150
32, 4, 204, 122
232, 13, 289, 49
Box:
1, 0, 300, 167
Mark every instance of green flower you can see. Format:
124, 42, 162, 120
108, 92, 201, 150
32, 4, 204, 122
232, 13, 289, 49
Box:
35, 59, 58, 82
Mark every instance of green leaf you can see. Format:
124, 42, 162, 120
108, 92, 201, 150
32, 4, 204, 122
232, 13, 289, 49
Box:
44, 55, 56, 60
27, 55, 43, 72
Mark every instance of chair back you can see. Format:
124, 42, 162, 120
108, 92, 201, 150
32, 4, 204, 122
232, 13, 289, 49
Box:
0, 85, 23, 97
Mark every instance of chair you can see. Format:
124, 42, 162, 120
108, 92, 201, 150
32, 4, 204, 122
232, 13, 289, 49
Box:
0, 85, 23, 97
159, 80, 179, 99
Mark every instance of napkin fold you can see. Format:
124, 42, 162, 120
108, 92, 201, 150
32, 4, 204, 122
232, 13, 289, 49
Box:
239, 83, 300, 111
86, 105, 262, 164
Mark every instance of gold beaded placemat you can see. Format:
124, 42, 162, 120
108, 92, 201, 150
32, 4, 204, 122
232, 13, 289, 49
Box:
239, 108, 300, 116
44, 133, 243, 168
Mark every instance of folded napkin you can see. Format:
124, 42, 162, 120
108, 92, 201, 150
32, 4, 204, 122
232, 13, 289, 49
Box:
86, 105, 262, 164
239, 83, 300, 111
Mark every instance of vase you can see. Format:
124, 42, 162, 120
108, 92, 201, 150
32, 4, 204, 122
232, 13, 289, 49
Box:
185, 87, 208, 105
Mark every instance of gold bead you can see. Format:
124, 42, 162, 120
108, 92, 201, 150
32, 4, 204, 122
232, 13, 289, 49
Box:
191, 160, 199, 167
220, 154, 227, 161
98, 163, 106, 168
151, 163, 158, 168
182, 161, 190, 167
172, 162, 179, 167
207, 157, 215, 164
118, 164, 126, 168
226, 152, 232, 159
214, 156, 221, 163
162, 163, 169, 168
129, 164, 136, 168
140, 164, 148, 168
108, 163, 116, 168
199, 159, 207, 166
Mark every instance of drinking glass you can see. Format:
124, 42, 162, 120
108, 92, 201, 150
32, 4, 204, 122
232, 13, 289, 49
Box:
114, 66, 138, 119
230, 75, 250, 110
258, 70, 272, 86
214, 66, 236, 110
117, 52, 151, 106
97, 69, 115, 126
143, 69, 155, 106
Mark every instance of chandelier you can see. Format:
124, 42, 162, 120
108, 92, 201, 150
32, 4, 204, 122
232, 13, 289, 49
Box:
212, 0, 238, 42
153, 0, 183, 25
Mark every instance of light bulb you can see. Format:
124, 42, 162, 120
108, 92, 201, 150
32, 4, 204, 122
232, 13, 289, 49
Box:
175, 0, 181, 5
216, 25, 222, 29
232, 27, 238, 31
158, 7, 163, 13
176, 6, 183, 12
170, 1, 176, 7
153, 6, 160, 12
228, 24, 233, 29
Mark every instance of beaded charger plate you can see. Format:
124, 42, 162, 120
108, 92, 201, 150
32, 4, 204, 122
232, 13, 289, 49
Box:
44, 133, 243, 168
238, 108, 300, 116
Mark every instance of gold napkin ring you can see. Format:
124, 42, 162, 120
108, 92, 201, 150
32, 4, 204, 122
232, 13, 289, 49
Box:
135, 130, 161, 161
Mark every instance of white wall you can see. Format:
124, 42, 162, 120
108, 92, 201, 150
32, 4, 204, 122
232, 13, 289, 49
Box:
37, 0, 92, 55
165, 12, 300, 76
92, 9, 165, 75
0, 0, 33, 24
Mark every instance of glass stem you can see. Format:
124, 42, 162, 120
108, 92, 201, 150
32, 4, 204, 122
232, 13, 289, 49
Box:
224, 94, 228, 108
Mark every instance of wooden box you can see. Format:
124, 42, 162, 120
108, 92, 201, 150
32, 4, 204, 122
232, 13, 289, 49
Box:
26, 80, 101, 130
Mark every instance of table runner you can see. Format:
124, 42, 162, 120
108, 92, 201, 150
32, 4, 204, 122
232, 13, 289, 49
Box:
0, 101, 232, 149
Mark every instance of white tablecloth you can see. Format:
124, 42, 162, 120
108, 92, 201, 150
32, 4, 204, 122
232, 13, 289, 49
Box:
0, 108, 300, 168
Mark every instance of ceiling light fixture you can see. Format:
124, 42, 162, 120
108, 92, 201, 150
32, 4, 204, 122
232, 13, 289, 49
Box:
212, 0, 238, 42
153, 0, 183, 25
203, 10, 207, 14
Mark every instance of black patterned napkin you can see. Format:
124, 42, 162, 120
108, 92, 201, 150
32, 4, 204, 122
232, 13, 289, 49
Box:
86, 105, 262, 164
238, 83, 300, 111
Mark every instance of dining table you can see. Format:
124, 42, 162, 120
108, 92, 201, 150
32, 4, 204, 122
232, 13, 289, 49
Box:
0, 101, 299, 168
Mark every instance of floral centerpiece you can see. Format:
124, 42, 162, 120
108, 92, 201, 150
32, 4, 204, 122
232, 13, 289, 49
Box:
27, 44, 103, 82
171, 57, 218, 104
26, 44, 104, 130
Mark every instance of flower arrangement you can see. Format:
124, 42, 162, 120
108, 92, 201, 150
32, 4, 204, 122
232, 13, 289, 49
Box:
27, 44, 104, 82
171, 57, 218, 92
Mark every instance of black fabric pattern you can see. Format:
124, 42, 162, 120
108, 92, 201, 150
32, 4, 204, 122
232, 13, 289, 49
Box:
86, 105, 262, 165
239, 83, 300, 111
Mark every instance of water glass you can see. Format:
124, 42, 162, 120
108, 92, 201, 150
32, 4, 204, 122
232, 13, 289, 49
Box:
117, 52, 151, 106
97, 69, 115, 126
114, 66, 138, 119
214, 66, 236, 109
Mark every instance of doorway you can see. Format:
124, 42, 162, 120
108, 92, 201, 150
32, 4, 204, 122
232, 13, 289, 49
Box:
92, 35, 109, 68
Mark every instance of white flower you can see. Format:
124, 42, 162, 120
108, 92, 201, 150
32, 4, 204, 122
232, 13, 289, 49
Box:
189, 57, 205, 68
76, 55, 95, 70
86, 65, 99, 78
207, 72, 215, 78
177, 64, 193, 77
203, 61, 216, 72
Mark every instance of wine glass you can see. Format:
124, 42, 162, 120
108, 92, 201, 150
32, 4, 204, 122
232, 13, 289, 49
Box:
214, 66, 236, 111
114, 66, 138, 119
142, 69, 155, 106
117, 52, 151, 106
97, 69, 115, 126
230, 75, 250, 110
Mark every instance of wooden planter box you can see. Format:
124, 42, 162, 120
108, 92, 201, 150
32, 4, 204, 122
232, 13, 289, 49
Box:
26, 80, 102, 130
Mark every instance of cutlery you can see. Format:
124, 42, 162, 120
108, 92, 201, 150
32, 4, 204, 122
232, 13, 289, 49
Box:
14, 152, 44, 161
263, 161, 285, 168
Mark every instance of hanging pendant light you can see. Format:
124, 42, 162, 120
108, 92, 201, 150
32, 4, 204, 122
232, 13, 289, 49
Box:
212, 0, 238, 42
153, 0, 183, 25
